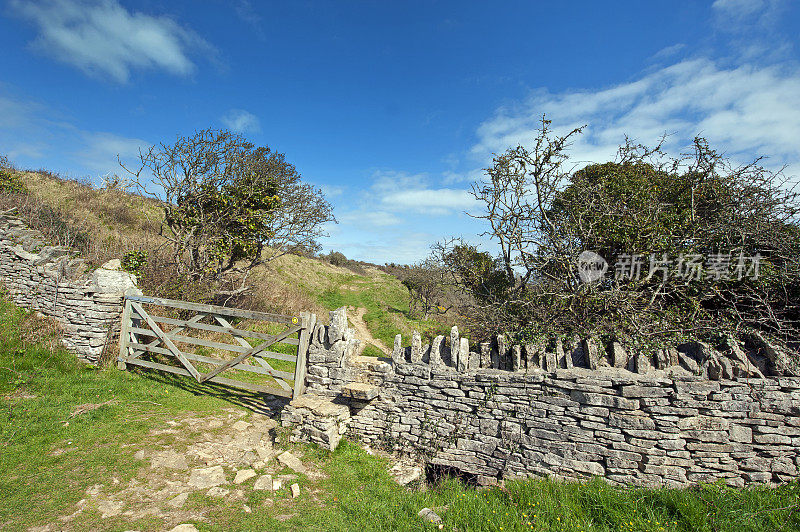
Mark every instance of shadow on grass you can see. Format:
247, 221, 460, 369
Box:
131, 366, 290, 417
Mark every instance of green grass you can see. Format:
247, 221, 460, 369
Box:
193, 440, 800, 532
1, 296, 799, 531
315, 271, 451, 350
0, 302, 237, 530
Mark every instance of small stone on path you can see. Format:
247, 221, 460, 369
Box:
232, 420, 252, 431
272, 478, 283, 491
167, 492, 188, 508
168, 525, 199, 532
291, 483, 300, 498
253, 475, 273, 491
206, 486, 230, 498
151, 449, 188, 470
133, 450, 146, 460
188, 465, 226, 489
234, 469, 257, 484
243, 504, 252, 513
277, 451, 307, 474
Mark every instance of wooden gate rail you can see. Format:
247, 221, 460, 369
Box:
117, 295, 315, 399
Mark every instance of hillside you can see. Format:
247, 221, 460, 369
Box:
2, 169, 449, 353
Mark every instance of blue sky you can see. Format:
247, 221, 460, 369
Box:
1, 0, 799, 264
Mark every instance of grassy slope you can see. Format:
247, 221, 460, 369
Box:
15, 171, 449, 351
1, 298, 799, 531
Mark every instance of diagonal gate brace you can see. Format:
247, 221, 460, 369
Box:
130, 301, 202, 381
199, 324, 302, 383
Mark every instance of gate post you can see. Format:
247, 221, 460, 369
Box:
117, 298, 132, 370
293, 311, 315, 398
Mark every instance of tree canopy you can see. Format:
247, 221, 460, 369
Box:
122, 128, 335, 295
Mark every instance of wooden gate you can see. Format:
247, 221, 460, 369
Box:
116, 295, 315, 399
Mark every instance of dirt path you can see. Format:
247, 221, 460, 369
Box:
39, 408, 323, 531
347, 306, 391, 357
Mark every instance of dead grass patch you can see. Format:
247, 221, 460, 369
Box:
18, 310, 64, 351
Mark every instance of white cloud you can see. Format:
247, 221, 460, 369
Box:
78, 131, 150, 175
10, 0, 213, 83
221, 109, 261, 134
712, 0, 779, 19
0, 87, 150, 183
368, 171, 477, 216
339, 211, 402, 228
651, 43, 686, 62
382, 189, 474, 215
323, 170, 483, 263
472, 58, 800, 179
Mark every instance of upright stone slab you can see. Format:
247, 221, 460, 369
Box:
497, 334, 508, 370
458, 338, 469, 372
468, 351, 480, 370
430, 335, 445, 367
512, 345, 522, 371
411, 331, 422, 363
635, 352, 652, 374
584, 338, 599, 370
524, 344, 537, 369
545, 346, 558, 371
611, 342, 628, 368
328, 307, 348, 344
450, 326, 460, 369
392, 334, 404, 363
480, 342, 491, 369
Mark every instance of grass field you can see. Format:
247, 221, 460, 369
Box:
2, 296, 800, 531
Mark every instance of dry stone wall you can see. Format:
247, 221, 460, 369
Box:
283, 307, 800, 487
0, 212, 140, 363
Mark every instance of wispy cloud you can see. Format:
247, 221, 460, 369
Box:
220, 109, 261, 134
472, 58, 800, 178
369, 171, 477, 216
651, 43, 686, 62
77, 131, 150, 175
10, 0, 214, 83
339, 211, 402, 228
323, 170, 482, 263
234, 0, 265, 40
0, 87, 150, 182
712, 0, 784, 27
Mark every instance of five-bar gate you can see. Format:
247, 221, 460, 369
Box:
117, 295, 315, 399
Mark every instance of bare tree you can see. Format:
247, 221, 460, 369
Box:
401, 258, 455, 320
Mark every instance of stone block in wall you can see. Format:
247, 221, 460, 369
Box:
328, 307, 348, 344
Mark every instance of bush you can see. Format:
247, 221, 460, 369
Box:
445, 117, 800, 347
121, 250, 148, 280
0, 156, 25, 194
327, 251, 348, 266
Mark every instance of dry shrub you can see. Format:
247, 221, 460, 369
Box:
241, 267, 324, 317
19, 311, 64, 352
